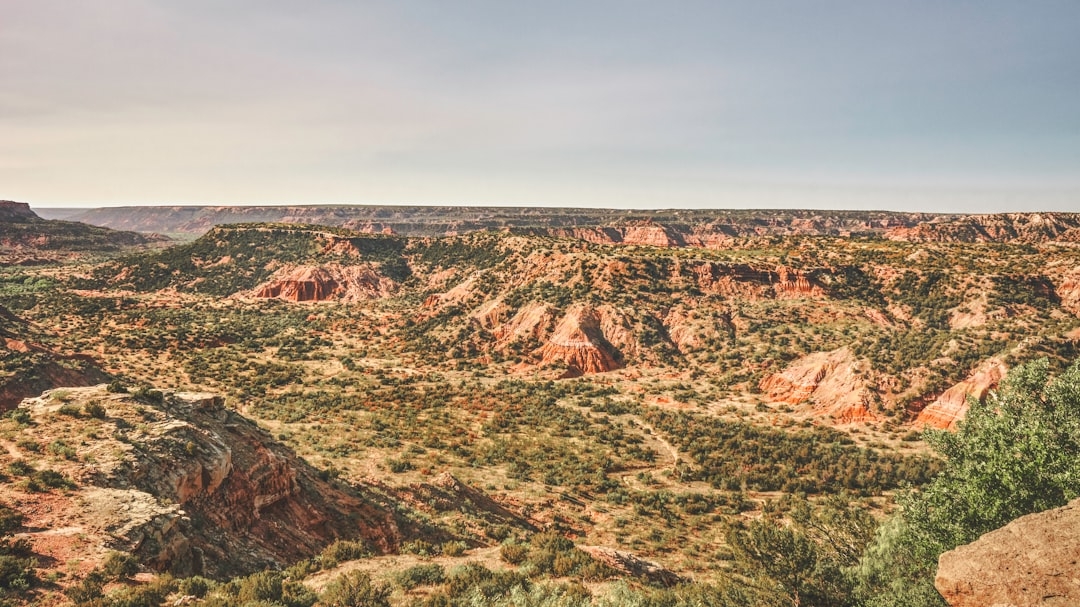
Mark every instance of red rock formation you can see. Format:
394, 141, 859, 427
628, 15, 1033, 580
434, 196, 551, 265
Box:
936, 498, 1080, 607
773, 267, 825, 298
1055, 270, 1080, 316
687, 262, 827, 300
249, 264, 395, 302
493, 302, 555, 345
915, 359, 1006, 430
20, 386, 401, 578
471, 299, 509, 330
886, 212, 1080, 244
759, 348, 876, 423
0, 200, 37, 221
536, 305, 621, 377
664, 308, 733, 353
619, 223, 685, 247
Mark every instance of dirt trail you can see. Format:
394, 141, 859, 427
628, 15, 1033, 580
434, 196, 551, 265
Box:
0, 439, 23, 460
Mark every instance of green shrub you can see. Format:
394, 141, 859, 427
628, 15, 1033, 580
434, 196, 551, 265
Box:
7, 409, 31, 426
317, 539, 368, 568
318, 570, 390, 607
84, 401, 107, 419
57, 403, 82, 417
500, 542, 528, 565
440, 541, 467, 557
101, 551, 140, 581
857, 358, 1080, 606
393, 564, 445, 590
46, 440, 77, 460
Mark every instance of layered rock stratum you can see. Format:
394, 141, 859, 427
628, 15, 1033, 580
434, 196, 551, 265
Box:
6, 385, 400, 578
759, 348, 876, 423
537, 305, 622, 377
915, 359, 1006, 430
247, 264, 396, 302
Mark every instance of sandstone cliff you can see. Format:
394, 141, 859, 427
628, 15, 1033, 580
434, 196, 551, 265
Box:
936, 498, 1080, 607
9, 385, 401, 578
247, 264, 396, 302
915, 359, 1006, 430
759, 348, 876, 423
886, 213, 1080, 244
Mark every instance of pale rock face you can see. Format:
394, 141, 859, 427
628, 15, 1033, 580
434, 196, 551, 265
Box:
537, 305, 621, 376
758, 348, 876, 423
248, 264, 395, 302
936, 498, 1080, 607
915, 359, 1006, 430
494, 302, 555, 345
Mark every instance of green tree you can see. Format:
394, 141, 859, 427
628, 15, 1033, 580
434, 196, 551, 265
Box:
857, 358, 1080, 606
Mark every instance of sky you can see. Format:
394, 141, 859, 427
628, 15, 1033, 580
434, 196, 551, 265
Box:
2, 1, 1079, 212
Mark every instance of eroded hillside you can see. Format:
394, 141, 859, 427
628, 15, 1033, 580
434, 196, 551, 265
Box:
1, 213, 1079, 605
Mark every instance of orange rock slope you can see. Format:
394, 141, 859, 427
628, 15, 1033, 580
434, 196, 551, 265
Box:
536, 305, 622, 377
248, 264, 395, 302
759, 348, 876, 423
915, 359, 1006, 430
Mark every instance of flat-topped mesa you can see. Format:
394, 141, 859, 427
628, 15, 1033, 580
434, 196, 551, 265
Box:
759, 348, 876, 423
542, 223, 686, 247
537, 305, 621, 377
886, 212, 1080, 243
0, 200, 37, 221
915, 359, 1007, 430
248, 264, 395, 302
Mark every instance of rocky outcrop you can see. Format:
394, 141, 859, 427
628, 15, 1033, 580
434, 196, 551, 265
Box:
536, 305, 622, 377
936, 498, 1080, 607
689, 262, 827, 300
773, 267, 826, 298
915, 359, 1006, 430
0, 200, 36, 221
759, 348, 876, 423
582, 546, 684, 587
886, 213, 1080, 244
248, 264, 396, 302
493, 302, 555, 345
16, 385, 401, 578
1054, 270, 1080, 316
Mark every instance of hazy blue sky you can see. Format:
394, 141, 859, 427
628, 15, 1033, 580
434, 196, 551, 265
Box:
2, 1, 1078, 211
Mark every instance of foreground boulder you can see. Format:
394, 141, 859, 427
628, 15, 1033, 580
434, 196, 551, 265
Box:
936, 498, 1080, 606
